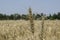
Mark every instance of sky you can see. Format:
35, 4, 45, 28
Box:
0, 0, 60, 15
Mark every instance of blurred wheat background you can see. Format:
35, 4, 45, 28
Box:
0, 20, 60, 40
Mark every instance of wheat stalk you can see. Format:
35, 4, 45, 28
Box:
28, 7, 34, 34
40, 15, 45, 40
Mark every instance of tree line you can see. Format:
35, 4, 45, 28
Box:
0, 12, 60, 20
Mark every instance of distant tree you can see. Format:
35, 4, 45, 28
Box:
16, 14, 21, 20
35, 14, 41, 20
40, 13, 47, 20
41, 13, 44, 16
9, 14, 14, 20
0, 13, 3, 20
52, 13, 57, 20
13, 14, 21, 20
57, 12, 60, 19
47, 14, 51, 19
48, 14, 54, 20
21, 14, 28, 20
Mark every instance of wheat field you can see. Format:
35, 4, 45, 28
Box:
0, 20, 60, 40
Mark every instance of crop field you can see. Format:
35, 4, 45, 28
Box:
0, 20, 60, 40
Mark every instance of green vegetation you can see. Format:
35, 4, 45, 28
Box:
0, 8, 60, 20
0, 12, 60, 20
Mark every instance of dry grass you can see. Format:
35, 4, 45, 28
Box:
0, 20, 60, 40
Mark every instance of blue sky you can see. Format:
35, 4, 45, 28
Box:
0, 0, 60, 15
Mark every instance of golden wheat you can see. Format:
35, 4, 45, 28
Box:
0, 20, 60, 40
